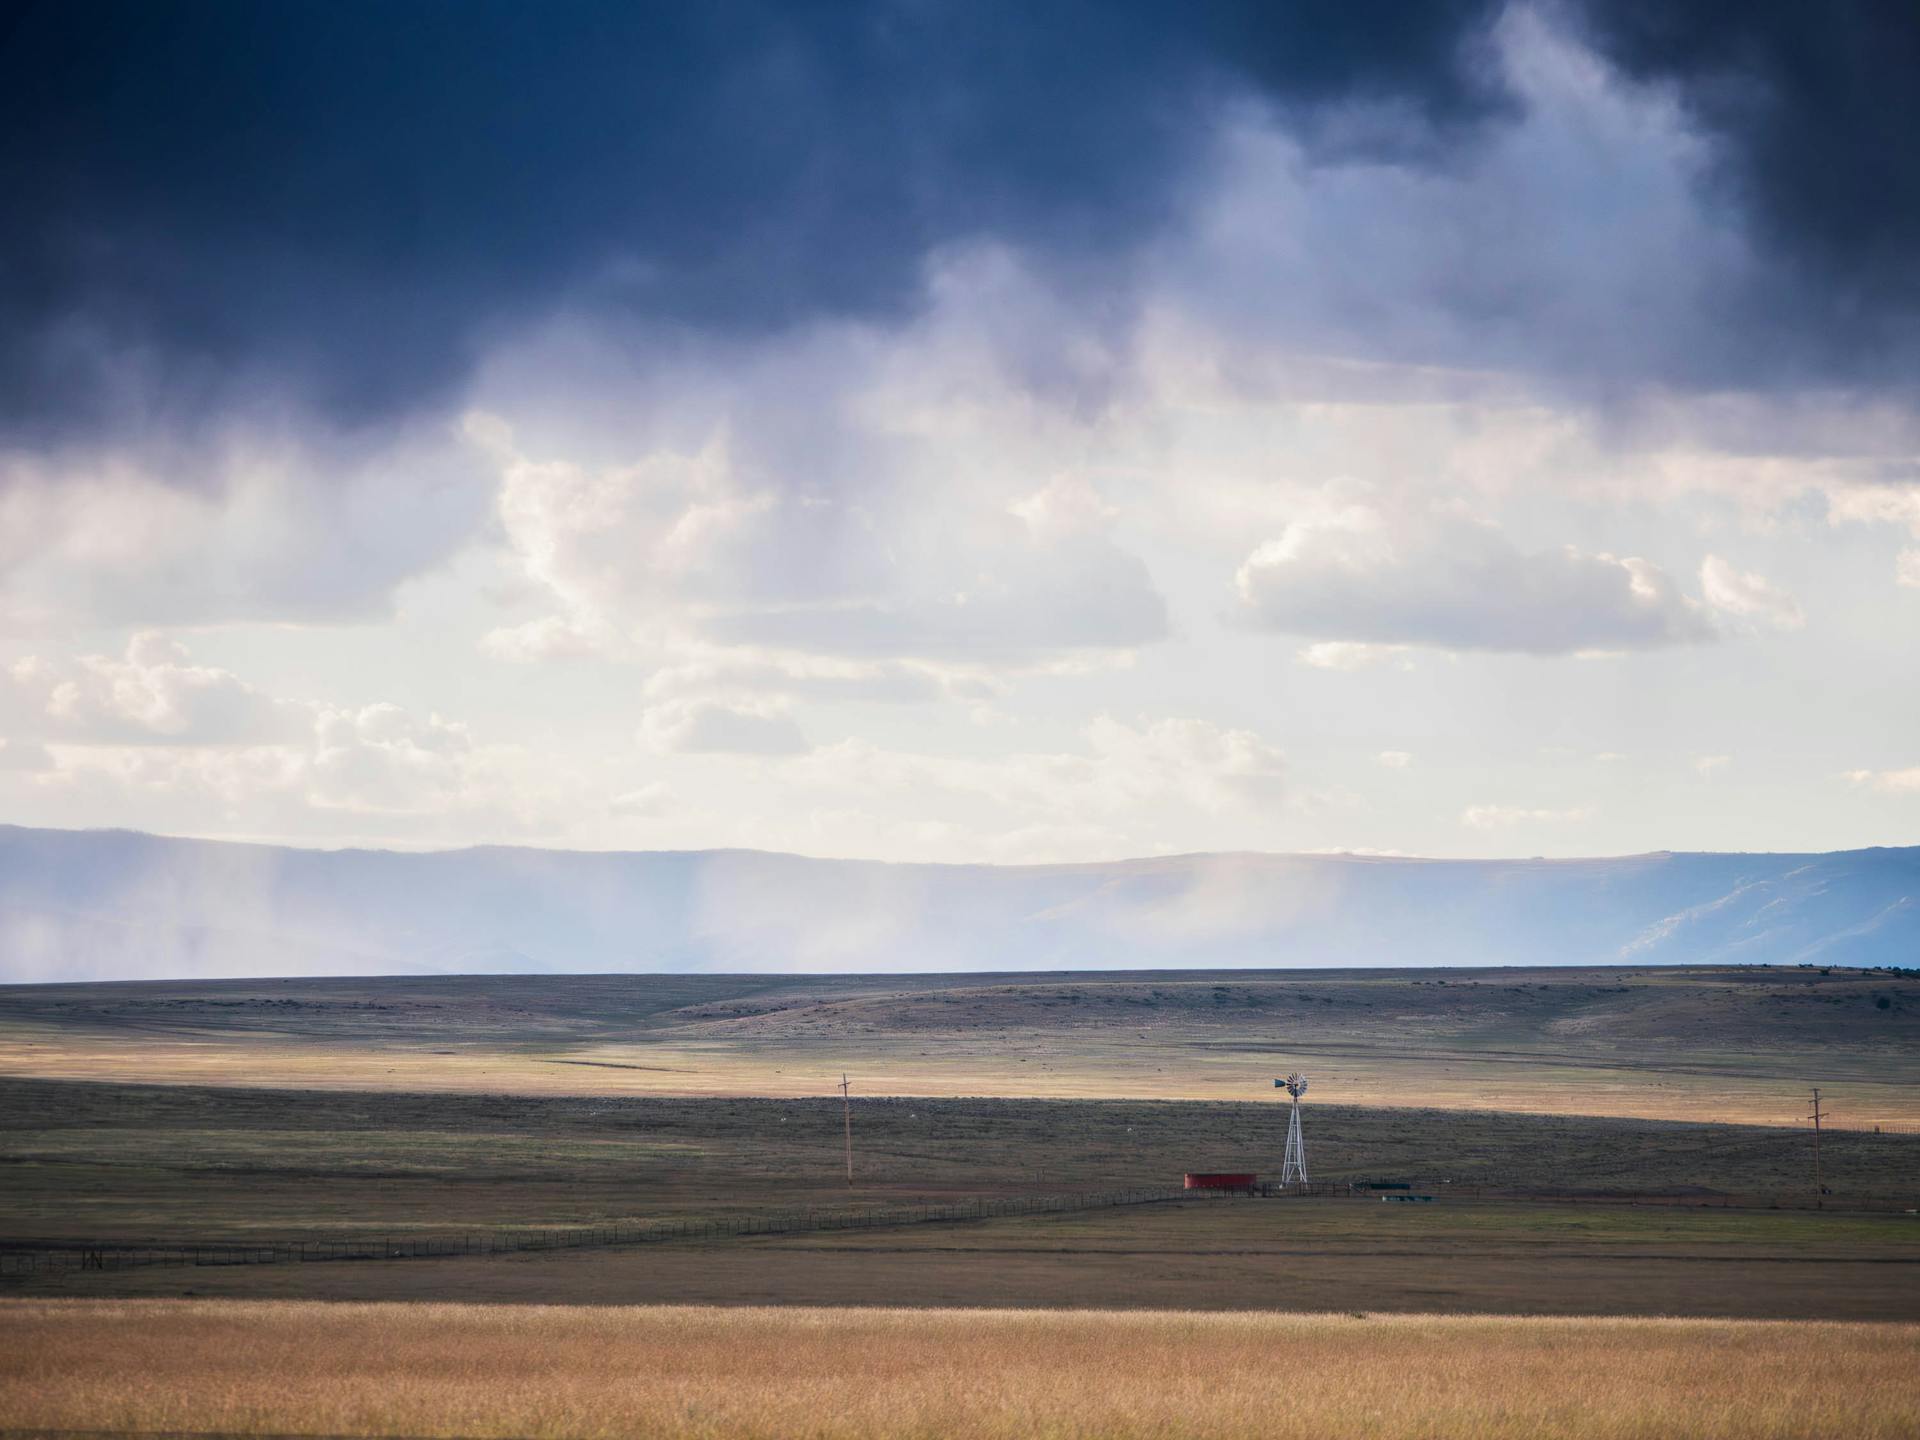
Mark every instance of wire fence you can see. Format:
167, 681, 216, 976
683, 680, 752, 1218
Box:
5, 1179, 1911, 1281
0, 1187, 1186, 1280
1329, 1180, 1920, 1213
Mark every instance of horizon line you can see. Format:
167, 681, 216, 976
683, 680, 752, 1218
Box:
5, 820, 1915, 871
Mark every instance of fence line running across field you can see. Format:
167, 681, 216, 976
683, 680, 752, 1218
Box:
5, 1182, 1910, 1280
0, 1187, 1187, 1280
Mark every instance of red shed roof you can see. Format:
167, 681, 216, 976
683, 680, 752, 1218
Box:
1183, 1172, 1257, 1189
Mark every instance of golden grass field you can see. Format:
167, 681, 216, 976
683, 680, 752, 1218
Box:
2, 1301, 1915, 1440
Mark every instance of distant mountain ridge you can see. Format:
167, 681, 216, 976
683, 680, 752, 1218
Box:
1, 824, 1916, 982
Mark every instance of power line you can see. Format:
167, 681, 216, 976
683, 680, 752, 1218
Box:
1807, 1087, 1830, 1209
839, 1073, 854, 1188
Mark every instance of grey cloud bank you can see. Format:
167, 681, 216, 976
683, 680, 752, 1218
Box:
2, 824, 1914, 983
0, 3, 1916, 875
5, 0, 1914, 457
0, 0, 1510, 440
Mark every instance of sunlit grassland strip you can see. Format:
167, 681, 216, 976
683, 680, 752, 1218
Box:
2, 1302, 1915, 1439
4, 1025, 1915, 1128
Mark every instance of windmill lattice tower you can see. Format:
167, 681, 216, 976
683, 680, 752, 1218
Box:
1276, 1071, 1310, 1186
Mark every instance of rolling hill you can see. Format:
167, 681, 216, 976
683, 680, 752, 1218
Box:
0, 824, 1917, 982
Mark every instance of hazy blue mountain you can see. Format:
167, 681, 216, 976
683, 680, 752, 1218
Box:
0, 824, 1915, 982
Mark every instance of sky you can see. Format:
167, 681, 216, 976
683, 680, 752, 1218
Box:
1, 0, 1917, 865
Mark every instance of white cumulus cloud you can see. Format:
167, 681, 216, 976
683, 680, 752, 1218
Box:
1844, 767, 1920, 795
0, 421, 487, 630
1236, 496, 1713, 655
1462, 803, 1593, 829
1296, 641, 1412, 671
1699, 556, 1804, 631
6, 634, 302, 745
639, 700, 810, 756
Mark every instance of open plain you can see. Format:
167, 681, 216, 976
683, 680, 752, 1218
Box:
3, 1303, 1916, 1440
3, 964, 1916, 1124
3, 967, 1917, 1319
3, 966, 1916, 1437
4, 1069, 1917, 1318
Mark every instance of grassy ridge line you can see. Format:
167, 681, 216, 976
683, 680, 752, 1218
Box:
4, 965, 1914, 1127
2, 1302, 1915, 1440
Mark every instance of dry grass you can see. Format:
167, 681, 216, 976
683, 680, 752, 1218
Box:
4, 1025, 1911, 1127
6, 966, 1918, 1128
2, 1301, 1914, 1439
9, 1078, 1918, 1254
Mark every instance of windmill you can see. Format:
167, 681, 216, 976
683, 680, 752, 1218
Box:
1275, 1071, 1310, 1186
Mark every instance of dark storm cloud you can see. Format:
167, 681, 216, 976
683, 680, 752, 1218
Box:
0, 0, 1508, 437
1567, 0, 1920, 380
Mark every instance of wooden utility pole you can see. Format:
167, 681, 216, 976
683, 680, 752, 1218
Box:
840, 1073, 853, 1188
1807, 1087, 1828, 1209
